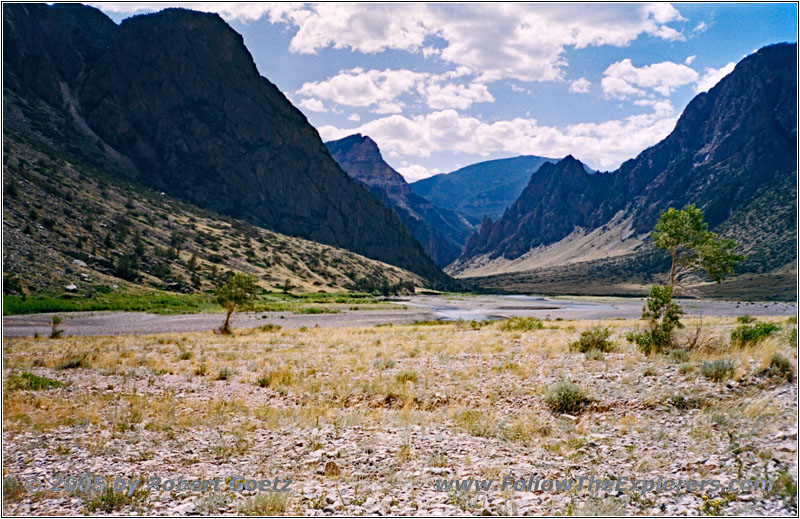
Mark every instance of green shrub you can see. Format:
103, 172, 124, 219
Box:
570, 327, 614, 353
6, 372, 63, 391
626, 285, 683, 355
178, 351, 192, 361
737, 314, 756, 324
50, 315, 64, 339
500, 317, 544, 331
668, 349, 690, 364
215, 367, 232, 381
730, 322, 781, 347
259, 323, 282, 332
758, 354, 795, 383
701, 359, 734, 382
544, 381, 588, 415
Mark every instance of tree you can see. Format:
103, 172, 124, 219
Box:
630, 205, 745, 355
215, 272, 259, 334
651, 205, 745, 288
627, 285, 683, 355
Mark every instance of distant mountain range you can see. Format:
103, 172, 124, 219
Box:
3, 3, 451, 288
410, 156, 557, 221
325, 134, 478, 266
451, 43, 797, 300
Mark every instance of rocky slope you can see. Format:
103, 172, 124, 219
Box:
326, 134, 477, 266
410, 155, 557, 220
453, 43, 797, 296
3, 3, 450, 287
2, 134, 423, 298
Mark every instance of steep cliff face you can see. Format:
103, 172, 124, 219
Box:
3, 4, 451, 287
326, 134, 477, 266
457, 43, 796, 282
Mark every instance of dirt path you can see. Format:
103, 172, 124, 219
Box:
3, 295, 795, 337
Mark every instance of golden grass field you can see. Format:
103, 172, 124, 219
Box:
2, 315, 797, 515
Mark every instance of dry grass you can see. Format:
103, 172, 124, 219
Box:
2, 316, 797, 514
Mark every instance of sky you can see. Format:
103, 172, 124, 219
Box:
93, 2, 798, 181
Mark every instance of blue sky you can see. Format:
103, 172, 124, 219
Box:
94, 2, 797, 181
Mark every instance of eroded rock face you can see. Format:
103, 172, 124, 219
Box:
4, 4, 451, 287
326, 134, 477, 267
461, 43, 797, 274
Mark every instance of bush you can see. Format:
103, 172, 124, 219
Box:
668, 349, 690, 364
259, 323, 282, 332
544, 381, 588, 415
500, 317, 544, 331
626, 285, 683, 355
730, 322, 781, 347
758, 354, 795, 383
701, 359, 734, 382
50, 315, 63, 339
114, 254, 139, 281
6, 372, 63, 391
737, 314, 756, 324
570, 327, 614, 353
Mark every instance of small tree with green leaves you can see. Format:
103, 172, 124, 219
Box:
215, 273, 259, 334
630, 205, 744, 355
627, 285, 683, 355
651, 205, 745, 287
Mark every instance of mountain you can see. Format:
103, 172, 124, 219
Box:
3, 3, 450, 287
453, 43, 797, 299
325, 134, 478, 266
410, 156, 557, 220
3, 134, 423, 298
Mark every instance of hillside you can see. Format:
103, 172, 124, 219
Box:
2, 133, 424, 302
3, 3, 449, 287
325, 134, 477, 266
410, 155, 557, 220
452, 43, 797, 299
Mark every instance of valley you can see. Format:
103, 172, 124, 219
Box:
2, 4, 797, 518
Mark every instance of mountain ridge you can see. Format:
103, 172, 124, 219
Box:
453, 43, 797, 297
325, 134, 477, 266
3, 3, 451, 287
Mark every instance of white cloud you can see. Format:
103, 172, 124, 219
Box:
318, 104, 679, 170
396, 164, 441, 182
685, 55, 696, 65
694, 62, 736, 93
569, 77, 591, 93
693, 21, 709, 33
602, 58, 698, 98
298, 67, 426, 108
347, 113, 361, 122
297, 98, 327, 112
418, 82, 494, 110
265, 3, 686, 83
299, 67, 494, 111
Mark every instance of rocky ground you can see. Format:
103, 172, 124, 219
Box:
2, 315, 797, 515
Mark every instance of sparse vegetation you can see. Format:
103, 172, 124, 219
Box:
544, 381, 588, 415
499, 317, 543, 331
758, 354, 795, 383
569, 327, 614, 353
701, 359, 735, 382
731, 321, 781, 347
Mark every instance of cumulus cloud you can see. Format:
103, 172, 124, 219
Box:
685, 55, 696, 65
101, 3, 686, 83
396, 164, 441, 182
694, 62, 736, 93
419, 82, 494, 110
602, 58, 698, 98
298, 68, 426, 108
318, 105, 679, 170
297, 98, 327, 112
347, 113, 361, 122
569, 77, 591, 93
299, 67, 494, 111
